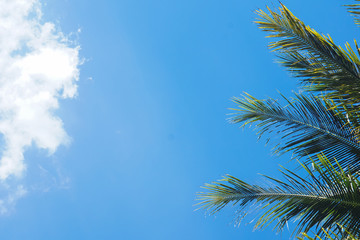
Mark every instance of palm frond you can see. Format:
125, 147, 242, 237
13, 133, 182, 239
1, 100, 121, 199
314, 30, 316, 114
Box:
256, 4, 360, 106
346, 1, 360, 25
297, 224, 358, 240
197, 155, 360, 238
231, 93, 360, 172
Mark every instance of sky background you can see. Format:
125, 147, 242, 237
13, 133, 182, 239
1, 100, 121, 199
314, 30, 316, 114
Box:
0, 0, 357, 239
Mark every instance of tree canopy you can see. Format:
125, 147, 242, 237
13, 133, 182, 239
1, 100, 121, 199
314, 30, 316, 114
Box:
198, 2, 360, 239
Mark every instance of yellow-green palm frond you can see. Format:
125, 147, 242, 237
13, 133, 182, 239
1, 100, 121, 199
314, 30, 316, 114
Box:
346, 0, 360, 25
197, 156, 360, 238
297, 224, 358, 239
256, 4, 360, 106
231, 93, 360, 173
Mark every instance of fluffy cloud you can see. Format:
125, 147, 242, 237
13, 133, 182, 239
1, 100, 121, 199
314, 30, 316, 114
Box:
0, 0, 80, 211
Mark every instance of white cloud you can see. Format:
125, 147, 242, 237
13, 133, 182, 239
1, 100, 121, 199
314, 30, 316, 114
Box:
0, 185, 27, 214
0, 0, 80, 211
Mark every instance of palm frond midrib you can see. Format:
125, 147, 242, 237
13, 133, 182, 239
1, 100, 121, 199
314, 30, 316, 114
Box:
211, 191, 360, 209
237, 107, 360, 154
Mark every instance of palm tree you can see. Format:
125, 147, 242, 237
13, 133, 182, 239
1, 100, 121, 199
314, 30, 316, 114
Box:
198, 2, 360, 239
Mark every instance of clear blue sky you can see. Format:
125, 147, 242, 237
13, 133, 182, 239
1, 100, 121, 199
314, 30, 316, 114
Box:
0, 0, 357, 239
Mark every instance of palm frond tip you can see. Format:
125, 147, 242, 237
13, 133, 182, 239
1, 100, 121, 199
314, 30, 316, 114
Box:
345, 1, 360, 25
256, 4, 360, 106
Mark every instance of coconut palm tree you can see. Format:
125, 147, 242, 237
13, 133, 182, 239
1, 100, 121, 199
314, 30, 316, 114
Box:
198, 2, 360, 239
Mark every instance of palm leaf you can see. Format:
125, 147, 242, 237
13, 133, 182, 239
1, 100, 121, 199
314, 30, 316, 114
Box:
346, 1, 360, 25
297, 224, 358, 240
231, 93, 360, 172
256, 4, 360, 106
197, 155, 360, 238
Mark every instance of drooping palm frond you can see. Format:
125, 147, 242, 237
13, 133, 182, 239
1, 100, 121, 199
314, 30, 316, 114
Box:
256, 4, 360, 106
346, 1, 360, 25
197, 155, 360, 238
231, 93, 360, 172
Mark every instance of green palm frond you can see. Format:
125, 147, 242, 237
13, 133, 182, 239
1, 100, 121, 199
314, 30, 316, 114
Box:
256, 4, 360, 106
298, 224, 358, 240
231, 93, 360, 172
346, 1, 360, 25
197, 155, 360, 238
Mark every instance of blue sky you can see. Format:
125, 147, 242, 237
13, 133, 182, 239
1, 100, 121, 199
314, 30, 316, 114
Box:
0, 0, 357, 239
